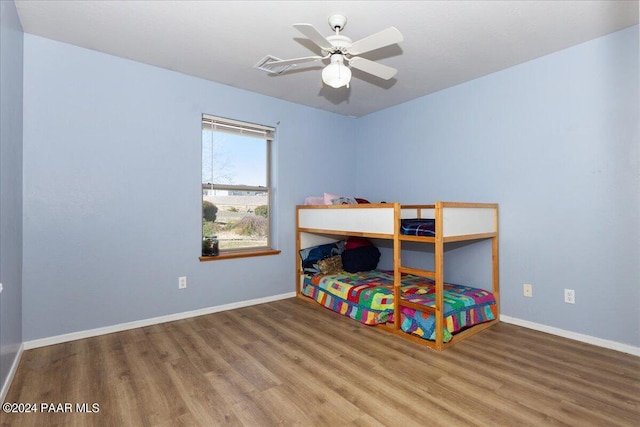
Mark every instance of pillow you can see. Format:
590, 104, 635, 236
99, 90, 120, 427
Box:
323, 192, 340, 205
317, 255, 343, 274
355, 198, 371, 204
299, 241, 346, 275
304, 196, 325, 205
345, 237, 373, 250
323, 192, 357, 205
331, 197, 358, 205
341, 245, 381, 273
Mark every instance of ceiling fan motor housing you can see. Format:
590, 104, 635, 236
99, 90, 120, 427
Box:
324, 35, 352, 55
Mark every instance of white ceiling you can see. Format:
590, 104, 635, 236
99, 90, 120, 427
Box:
15, 0, 639, 117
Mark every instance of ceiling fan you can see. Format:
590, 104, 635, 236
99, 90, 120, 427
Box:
258, 14, 403, 89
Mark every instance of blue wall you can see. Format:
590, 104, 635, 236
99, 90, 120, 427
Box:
355, 26, 639, 346
0, 0, 24, 396
20, 25, 639, 349
22, 34, 356, 341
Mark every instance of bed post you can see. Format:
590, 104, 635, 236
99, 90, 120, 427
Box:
492, 205, 500, 317
434, 201, 445, 350
393, 203, 401, 331
296, 206, 301, 296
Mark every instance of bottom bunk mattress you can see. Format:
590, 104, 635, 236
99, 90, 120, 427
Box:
301, 270, 496, 342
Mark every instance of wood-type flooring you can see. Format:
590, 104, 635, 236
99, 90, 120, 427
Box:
3, 297, 639, 426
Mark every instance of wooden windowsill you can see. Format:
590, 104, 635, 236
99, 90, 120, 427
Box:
199, 249, 281, 262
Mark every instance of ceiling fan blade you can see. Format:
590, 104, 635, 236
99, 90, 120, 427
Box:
347, 27, 403, 56
293, 23, 334, 51
348, 57, 398, 80
265, 55, 325, 67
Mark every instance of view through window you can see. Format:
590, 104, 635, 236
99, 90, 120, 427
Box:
201, 115, 274, 255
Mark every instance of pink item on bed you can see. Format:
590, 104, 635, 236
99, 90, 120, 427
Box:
323, 192, 341, 205
304, 196, 325, 205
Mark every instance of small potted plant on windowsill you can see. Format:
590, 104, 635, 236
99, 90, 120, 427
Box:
202, 235, 219, 256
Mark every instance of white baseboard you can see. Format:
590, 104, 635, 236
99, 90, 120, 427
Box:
1, 343, 24, 404
24, 292, 296, 350
500, 315, 640, 357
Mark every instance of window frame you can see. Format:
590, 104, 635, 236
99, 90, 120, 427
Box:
200, 114, 279, 261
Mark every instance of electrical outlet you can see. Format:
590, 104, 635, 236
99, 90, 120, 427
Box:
178, 276, 187, 289
564, 289, 575, 304
523, 283, 533, 298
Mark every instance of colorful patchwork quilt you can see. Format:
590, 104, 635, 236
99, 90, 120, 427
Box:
302, 270, 496, 342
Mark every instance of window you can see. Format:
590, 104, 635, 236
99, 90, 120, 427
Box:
201, 115, 277, 259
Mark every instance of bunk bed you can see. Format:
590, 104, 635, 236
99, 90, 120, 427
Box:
296, 201, 500, 351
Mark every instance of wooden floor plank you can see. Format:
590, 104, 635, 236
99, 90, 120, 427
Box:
3, 297, 639, 427
459, 336, 640, 424
120, 337, 188, 426
164, 356, 242, 426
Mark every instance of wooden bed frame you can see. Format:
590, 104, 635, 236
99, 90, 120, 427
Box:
295, 201, 500, 351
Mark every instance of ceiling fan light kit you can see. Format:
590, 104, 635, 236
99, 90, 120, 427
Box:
322, 54, 352, 88
256, 14, 403, 89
